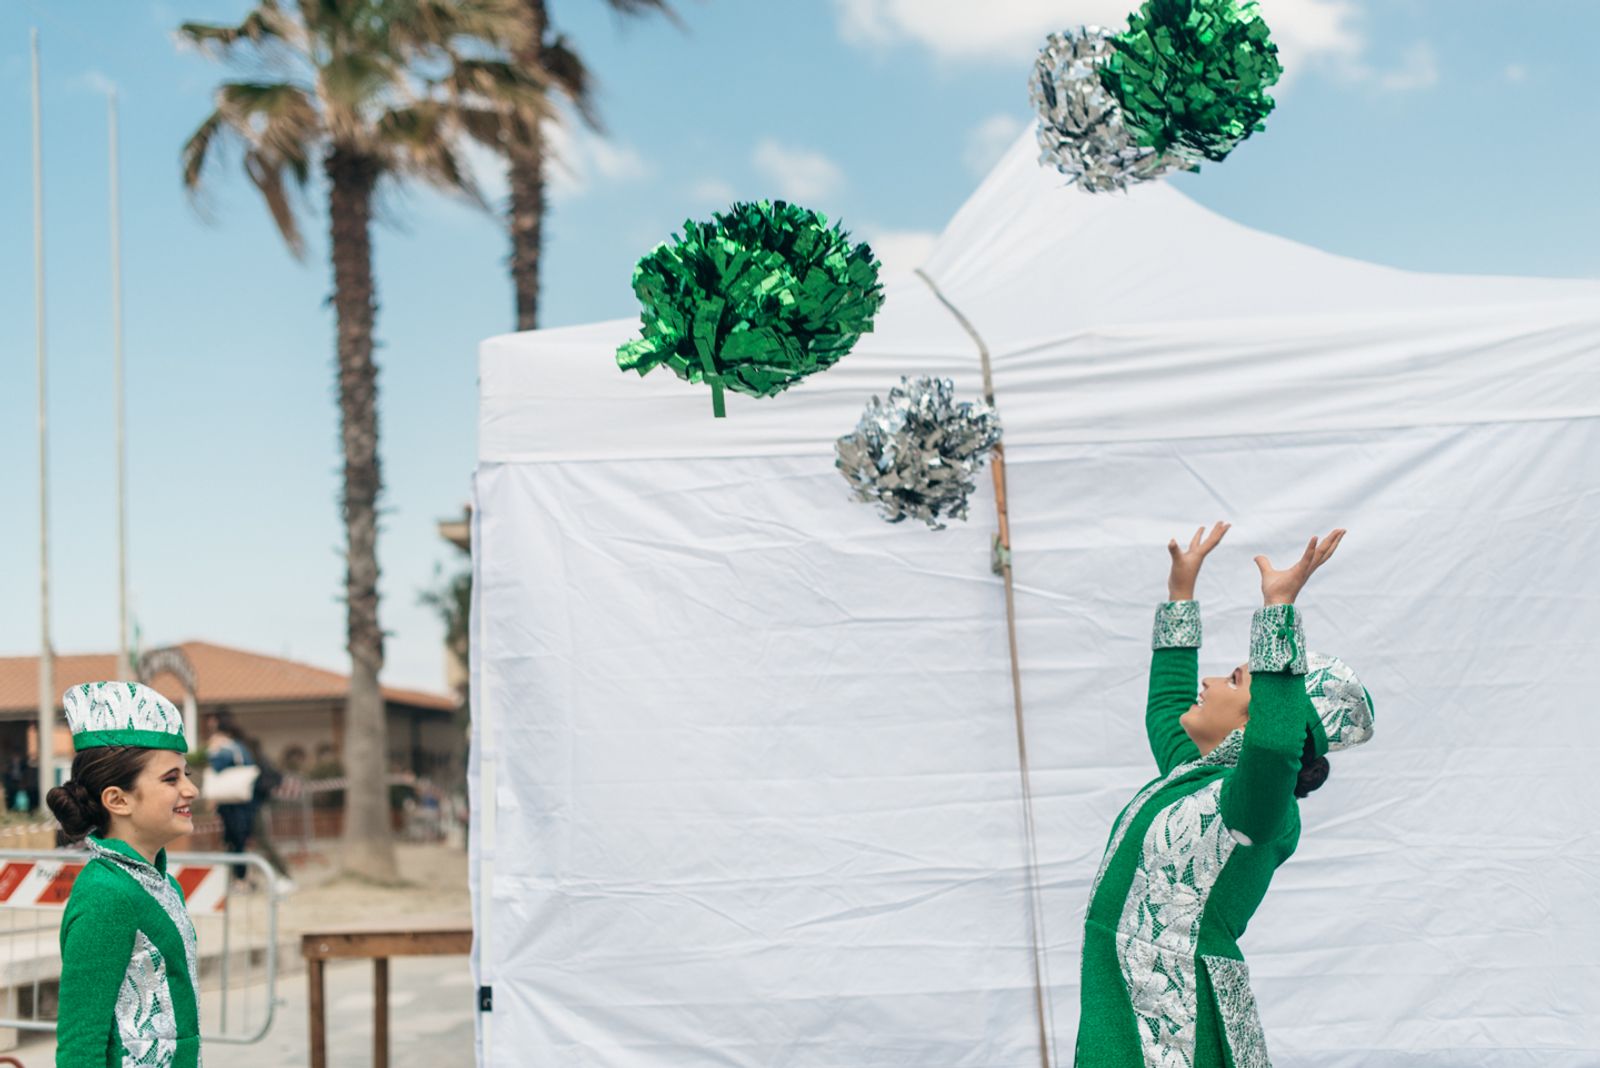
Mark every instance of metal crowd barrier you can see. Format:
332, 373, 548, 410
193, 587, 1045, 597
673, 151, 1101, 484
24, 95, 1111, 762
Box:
0, 848, 279, 1046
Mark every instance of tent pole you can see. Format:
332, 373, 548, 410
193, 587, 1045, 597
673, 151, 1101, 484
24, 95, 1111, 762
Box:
915, 269, 1054, 1068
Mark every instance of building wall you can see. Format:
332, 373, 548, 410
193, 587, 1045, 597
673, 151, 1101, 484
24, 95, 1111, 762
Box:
222, 699, 459, 784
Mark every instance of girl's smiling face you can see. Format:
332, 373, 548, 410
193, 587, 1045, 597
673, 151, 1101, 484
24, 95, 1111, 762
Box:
1179, 663, 1252, 754
103, 750, 199, 854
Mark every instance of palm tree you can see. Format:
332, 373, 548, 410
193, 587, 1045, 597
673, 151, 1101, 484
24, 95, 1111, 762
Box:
500, 0, 676, 330
180, 0, 538, 881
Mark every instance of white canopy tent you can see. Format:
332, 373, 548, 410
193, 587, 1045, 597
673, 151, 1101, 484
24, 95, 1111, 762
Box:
470, 131, 1600, 1067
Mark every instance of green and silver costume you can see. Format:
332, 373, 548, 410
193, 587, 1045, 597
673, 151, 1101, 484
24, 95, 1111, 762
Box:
57, 681, 201, 1068
57, 836, 202, 1067
1073, 602, 1371, 1068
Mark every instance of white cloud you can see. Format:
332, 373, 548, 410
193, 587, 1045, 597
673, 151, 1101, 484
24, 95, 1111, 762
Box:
965, 113, 1027, 176
1263, 0, 1364, 72
863, 228, 938, 273
546, 121, 651, 202
832, 0, 1366, 76
451, 120, 649, 210
584, 134, 648, 183
688, 177, 737, 205
1504, 63, 1528, 84
751, 140, 846, 203
1372, 41, 1439, 92
835, 0, 1127, 60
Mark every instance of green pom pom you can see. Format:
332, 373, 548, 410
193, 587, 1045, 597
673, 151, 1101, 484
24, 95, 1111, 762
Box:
1100, 0, 1283, 164
617, 201, 885, 417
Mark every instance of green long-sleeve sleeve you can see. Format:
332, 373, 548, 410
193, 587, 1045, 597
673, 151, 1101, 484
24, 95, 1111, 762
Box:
1147, 601, 1203, 775
1221, 603, 1316, 845
57, 881, 137, 1067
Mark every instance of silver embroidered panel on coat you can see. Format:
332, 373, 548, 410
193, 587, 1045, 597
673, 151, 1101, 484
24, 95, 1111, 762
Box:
117, 930, 178, 1067
1116, 778, 1240, 1068
1089, 732, 1244, 902
1202, 955, 1272, 1068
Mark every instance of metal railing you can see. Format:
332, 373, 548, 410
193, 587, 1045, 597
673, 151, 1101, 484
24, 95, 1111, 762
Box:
0, 848, 279, 1045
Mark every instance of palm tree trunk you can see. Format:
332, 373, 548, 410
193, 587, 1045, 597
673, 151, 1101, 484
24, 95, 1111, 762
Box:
326, 145, 398, 883
509, 0, 549, 331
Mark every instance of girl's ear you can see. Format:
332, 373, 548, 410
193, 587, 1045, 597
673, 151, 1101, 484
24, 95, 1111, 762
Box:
101, 785, 133, 817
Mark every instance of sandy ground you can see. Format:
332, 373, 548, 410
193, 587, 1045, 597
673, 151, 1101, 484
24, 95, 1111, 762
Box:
10, 841, 475, 1068
277, 839, 472, 938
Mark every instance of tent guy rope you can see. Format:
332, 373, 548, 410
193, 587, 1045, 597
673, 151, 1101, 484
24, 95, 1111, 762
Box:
915, 267, 1057, 1068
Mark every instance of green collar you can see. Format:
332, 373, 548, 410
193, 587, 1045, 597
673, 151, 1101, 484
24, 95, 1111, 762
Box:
87, 834, 168, 875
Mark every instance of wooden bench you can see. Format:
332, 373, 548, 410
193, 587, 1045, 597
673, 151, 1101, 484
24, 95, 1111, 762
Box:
301, 919, 472, 1068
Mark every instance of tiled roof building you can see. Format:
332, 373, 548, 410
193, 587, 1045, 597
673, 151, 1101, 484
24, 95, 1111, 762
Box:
0, 643, 459, 795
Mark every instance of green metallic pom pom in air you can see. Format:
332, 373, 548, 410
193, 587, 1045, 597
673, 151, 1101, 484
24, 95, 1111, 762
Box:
1100, 0, 1284, 165
617, 201, 885, 418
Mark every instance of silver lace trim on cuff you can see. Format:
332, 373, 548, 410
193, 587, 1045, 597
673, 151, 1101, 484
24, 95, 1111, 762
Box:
1152, 601, 1202, 650
1249, 604, 1306, 674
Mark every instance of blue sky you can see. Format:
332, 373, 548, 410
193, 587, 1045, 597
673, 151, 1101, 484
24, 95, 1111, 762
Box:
2, 0, 1596, 692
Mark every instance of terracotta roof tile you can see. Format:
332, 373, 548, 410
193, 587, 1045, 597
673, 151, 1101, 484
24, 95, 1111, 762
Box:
0, 642, 454, 714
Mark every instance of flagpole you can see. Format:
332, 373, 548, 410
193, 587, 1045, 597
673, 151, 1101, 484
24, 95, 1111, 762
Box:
110, 86, 129, 680
33, 27, 56, 799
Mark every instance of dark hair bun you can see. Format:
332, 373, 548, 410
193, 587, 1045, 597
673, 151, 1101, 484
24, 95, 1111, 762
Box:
47, 780, 101, 840
1294, 755, 1330, 798
1294, 732, 1330, 799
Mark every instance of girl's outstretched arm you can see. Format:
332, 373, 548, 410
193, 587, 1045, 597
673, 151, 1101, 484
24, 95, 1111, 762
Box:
1146, 522, 1230, 774
1223, 530, 1346, 844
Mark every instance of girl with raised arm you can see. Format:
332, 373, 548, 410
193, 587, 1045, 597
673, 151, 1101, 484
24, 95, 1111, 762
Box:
1074, 523, 1375, 1068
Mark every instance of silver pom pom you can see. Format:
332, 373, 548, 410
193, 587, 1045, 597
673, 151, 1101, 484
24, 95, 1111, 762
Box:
835, 377, 1002, 530
1029, 27, 1186, 194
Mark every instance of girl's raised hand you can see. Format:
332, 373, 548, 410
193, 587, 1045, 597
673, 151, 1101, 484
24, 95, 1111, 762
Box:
1255, 529, 1346, 606
1167, 521, 1230, 601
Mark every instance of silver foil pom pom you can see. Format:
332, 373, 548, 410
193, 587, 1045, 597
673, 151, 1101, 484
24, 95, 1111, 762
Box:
1029, 27, 1186, 194
835, 377, 1002, 530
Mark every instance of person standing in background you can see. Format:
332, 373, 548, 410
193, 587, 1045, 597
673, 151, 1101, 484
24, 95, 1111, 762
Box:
239, 731, 295, 892
204, 711, 257, 882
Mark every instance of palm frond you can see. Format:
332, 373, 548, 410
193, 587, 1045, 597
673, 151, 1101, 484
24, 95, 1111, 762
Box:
540, 35, 599, 130
320, 50, 400, 110
217, 81, 321, 159
182, 110, 227, 190
447, 57, 548, 112
453, 104, 511, 148
388, 0, 534, 53
183, 82, 318, 255
378, 101, 486, 206
601, 0, 682, 25
177, 2, 297, 53
244, 148, 310, 256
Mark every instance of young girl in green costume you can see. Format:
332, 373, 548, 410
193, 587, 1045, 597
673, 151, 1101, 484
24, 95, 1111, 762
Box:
1075, 523, 1375, 1068
46, 681, 203, 1068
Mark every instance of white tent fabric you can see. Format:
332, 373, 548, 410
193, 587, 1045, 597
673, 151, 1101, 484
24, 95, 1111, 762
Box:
471, 131, 1600, 1067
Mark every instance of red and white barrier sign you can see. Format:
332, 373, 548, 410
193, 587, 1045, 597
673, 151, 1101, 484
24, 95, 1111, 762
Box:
0, 860, 228, 912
